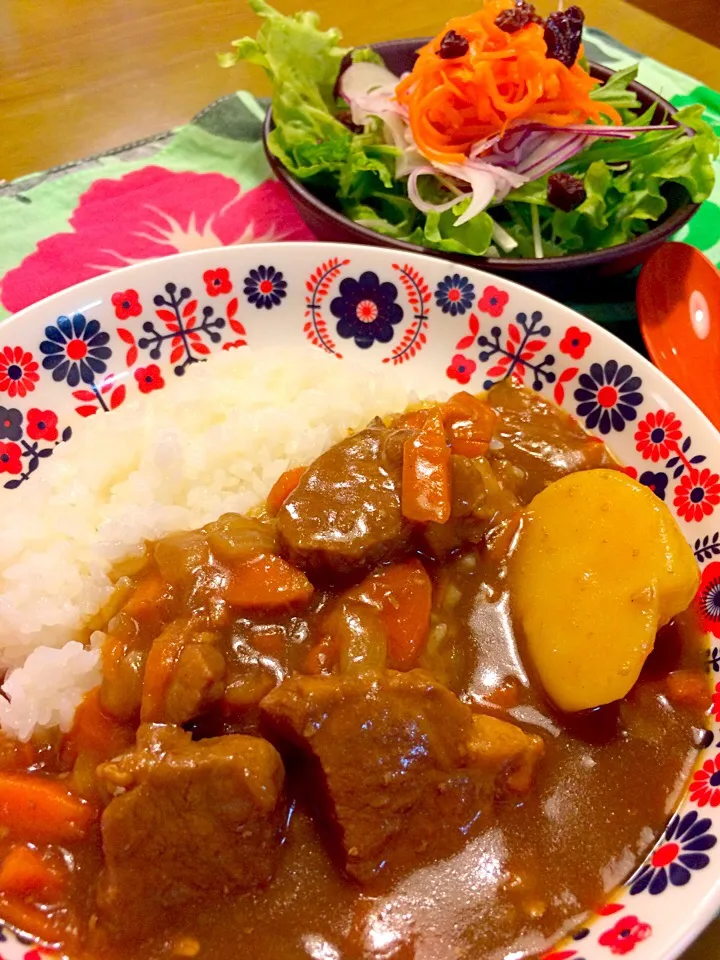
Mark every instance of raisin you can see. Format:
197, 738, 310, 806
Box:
544, 5, 585, 68
495, 0, 544, 33
335, 109, 363, 134
547, 173, 587, 212
438, 30, 469, 59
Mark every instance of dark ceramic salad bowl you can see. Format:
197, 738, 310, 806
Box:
263, 39, 700, 296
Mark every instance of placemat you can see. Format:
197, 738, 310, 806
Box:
1, 28, 719, 346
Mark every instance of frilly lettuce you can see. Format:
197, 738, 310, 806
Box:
222, 3, 718, 258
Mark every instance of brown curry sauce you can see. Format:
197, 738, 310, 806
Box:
0, 380, 708, 960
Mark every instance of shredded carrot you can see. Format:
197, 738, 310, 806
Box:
0, 774, 96, 843
443, 392, 497, 458
225, 554, 314, 610
355, 560, 433, 671
395, 0, 622, 164
402, 409, 451, 524
0, 846, 64, 900
266, 466, 306, 516
61, 688, 135, 766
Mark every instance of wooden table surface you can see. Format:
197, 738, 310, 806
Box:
1, 0, 720, 182
1, 0, 720, 956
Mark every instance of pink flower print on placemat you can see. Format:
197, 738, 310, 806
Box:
0, 168, 315, 314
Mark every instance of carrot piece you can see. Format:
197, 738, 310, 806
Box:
665, 671, 711, 710
302, 636, 339, 675
402, 409, 451, 524
225, 554, 313, 610
0, 895, 69, 945
140, 624, 186, 724
0, 774, 96, 843
122, 571, 166, 617
61, 688, 135, 765
357, 560, 433, 671
0, 846, 64, 899
266, 466, 306, 516
0, 733, 37, 774
443, 392, 497, 458
391, 409, 431, 431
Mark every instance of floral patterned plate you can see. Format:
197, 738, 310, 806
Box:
1, 242, 719, 960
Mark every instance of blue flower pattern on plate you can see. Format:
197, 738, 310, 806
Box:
574, 359, 643, 434
639, 470, 669, 501
331, 271, 403, 349
630, 811, 716, 896
435, 274, 476, 316
39, 313, 112, 387
243, 265, 288, 309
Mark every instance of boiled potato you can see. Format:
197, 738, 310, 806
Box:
510, 469, 699, 712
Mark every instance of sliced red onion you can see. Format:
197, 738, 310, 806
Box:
515, 132, 590, 178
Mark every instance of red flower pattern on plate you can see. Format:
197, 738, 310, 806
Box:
446, 354, 477, 385
690, 753, 720, 808
0, 169, 314, 314
134, 364, 165, 395
477, 285, 508, 318
0, 346, 39, 398
697, 561, 720, 639
674, 468, 720, 521
111, 289, 143, 320
203, 268, 233, 297
559, 325, 592, 360
598, 915, 651, 955
713, 681, 720, 721
0, 441, 22, 475
26, 409, 59, 442
634, 410, 683, 463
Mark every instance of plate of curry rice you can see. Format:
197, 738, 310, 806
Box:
0, 242, 718, 960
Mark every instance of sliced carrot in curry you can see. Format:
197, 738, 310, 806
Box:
61, 688, 135, 765
0, 845, 64, 899
402, 408, 451, 524
122, 571, 166, 618
140, 624, 187, 724
443, 392, 497, 459
225, 554, 313, 610
356, 560, 433, 671
266, 466, 306, 516
302, 636, 340, 675
0, 774, 96, 843
0, 895, 71, 945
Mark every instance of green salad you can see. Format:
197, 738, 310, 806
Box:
220, 0, 718, 258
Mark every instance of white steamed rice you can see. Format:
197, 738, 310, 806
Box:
0, 348, 415, 740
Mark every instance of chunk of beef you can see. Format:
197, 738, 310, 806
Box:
140, 618, 225, 725
487, 378, 616, 503
422, 455, 519, 557
277, 422, 414, 574
97, 725, 287, 933
261, 671, 542, 883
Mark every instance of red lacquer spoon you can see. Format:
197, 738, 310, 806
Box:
637, 242, 720, 431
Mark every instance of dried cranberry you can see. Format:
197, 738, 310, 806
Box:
438, 30, 469, 59
547, 172, 587, 211
544, 5, 585, 67
495, 0, 544, 34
